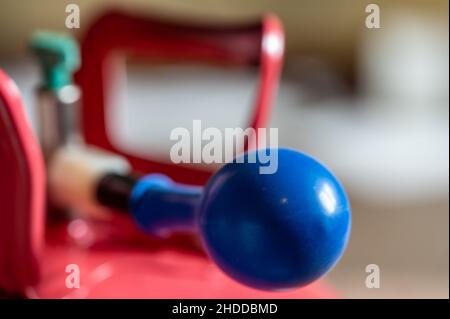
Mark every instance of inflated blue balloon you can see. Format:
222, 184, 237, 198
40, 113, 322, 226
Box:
131, 148, 351, 291
199, 148, 351, 290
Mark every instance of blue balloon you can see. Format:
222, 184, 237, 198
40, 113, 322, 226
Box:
198, 148, 351, 290
131, 148, 351, 290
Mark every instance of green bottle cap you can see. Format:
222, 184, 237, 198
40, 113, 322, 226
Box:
30, 31, 80, 91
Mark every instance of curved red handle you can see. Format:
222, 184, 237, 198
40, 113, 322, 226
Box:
76, 10, 284, 185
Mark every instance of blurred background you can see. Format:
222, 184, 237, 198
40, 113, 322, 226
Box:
0, 0, 448, 298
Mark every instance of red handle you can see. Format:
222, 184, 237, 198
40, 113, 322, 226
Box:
76, 10, 284, 185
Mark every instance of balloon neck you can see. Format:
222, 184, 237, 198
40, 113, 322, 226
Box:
130, 174, 202, 236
